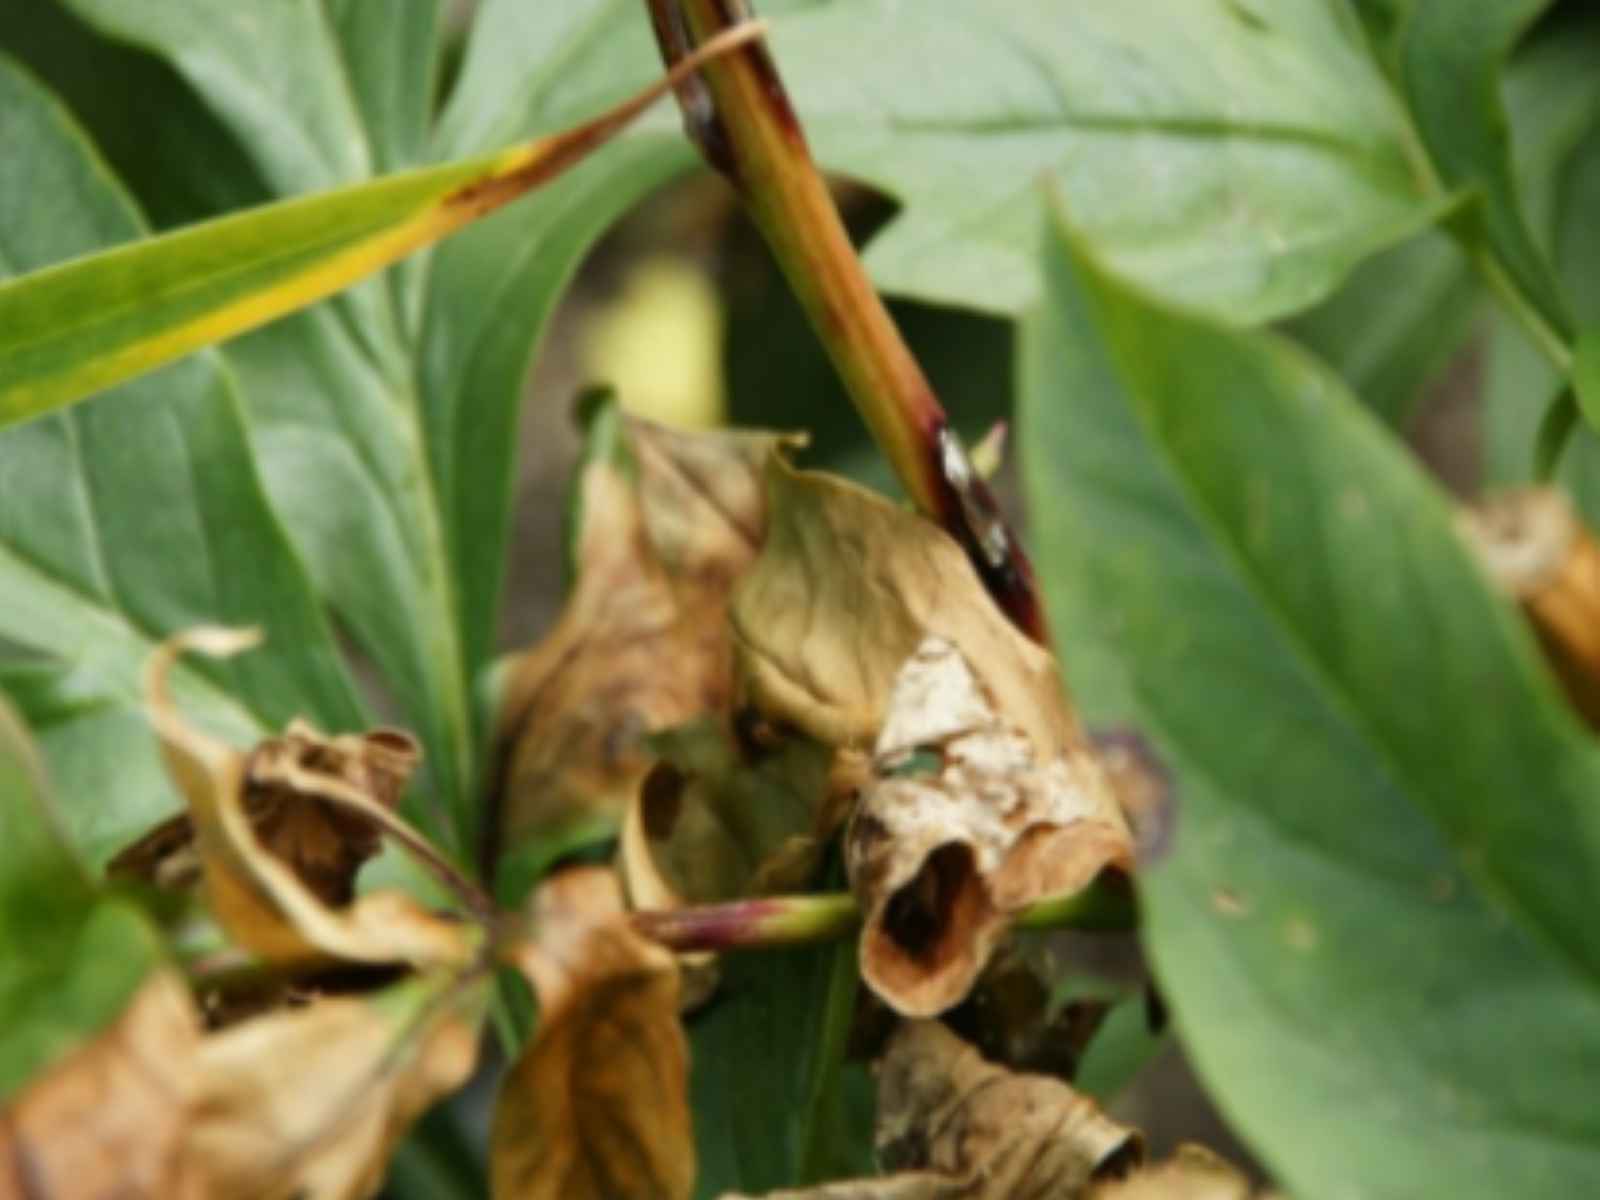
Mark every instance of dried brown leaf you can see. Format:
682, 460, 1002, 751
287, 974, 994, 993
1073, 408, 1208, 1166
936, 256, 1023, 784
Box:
1459, 486, 1600, 729
0, 969, 201, 1200
1090, 1146, 1259, 1200
849, 639, 1132, 1016
492, 866, 692, 1200
728, 459, 1072, 755
493, 415, 784, 851
110, 720, 421, 907
188, 975, 482, 1200
723, 1020, 1141, 1200
623, 719, 827, 907
143, 629, 473, 969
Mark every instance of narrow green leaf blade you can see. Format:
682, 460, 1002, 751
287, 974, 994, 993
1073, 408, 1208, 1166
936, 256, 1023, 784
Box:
0, 145, 505, 427
1021, 216, 1600, 1197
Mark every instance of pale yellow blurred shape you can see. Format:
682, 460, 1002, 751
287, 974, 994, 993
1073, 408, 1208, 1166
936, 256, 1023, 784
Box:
580, 256, 725, 429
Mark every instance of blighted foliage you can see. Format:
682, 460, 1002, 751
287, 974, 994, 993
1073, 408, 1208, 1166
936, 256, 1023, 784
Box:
7, 0, 1600, 1197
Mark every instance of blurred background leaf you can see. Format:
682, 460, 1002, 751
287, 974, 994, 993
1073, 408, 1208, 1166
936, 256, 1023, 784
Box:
1022, 215, 1600, 1199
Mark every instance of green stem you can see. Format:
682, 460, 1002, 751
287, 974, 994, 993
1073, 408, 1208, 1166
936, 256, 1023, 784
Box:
645, 0, 1049, 644
1476, 249, 1573, 375
628, 877, 1135, 955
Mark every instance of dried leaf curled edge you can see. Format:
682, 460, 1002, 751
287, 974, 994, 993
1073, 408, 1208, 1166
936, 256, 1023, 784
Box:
0, 969, 200, 1200
492, 866, 692, 1200
1459, 487, 1600, 730
492, 410, 789, 859
143, 629, 472, 969
723, 1020, 1141, 1200
187, 974, 483, 1200
849, 639, 1133, 1016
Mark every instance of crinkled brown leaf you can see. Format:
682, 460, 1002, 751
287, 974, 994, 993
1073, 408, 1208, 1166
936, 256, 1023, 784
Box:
724, 1020, 1140, 1200
728, 458, 1071, 755
1091, 1146, 1259, 1200
110, 720, 421, 907
188, 974, 482, 1200
493, 413, 786, 852
624, 719, 828, 907
849, 639, 1132, 1016
0, 969, 201, 1200
492, 866, 692, 1200
1460, 487, 1600, 730
144, 629, 473, 969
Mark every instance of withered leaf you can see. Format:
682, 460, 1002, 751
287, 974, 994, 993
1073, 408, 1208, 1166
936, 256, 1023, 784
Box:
849, 639, 1133, 1016
144, 629, 473, 969
110, 719, 421, 908
622, 718, 828, 908
728, 457, 1071, 756
188, 974, 482, 1200
493, 409, 788, 856
1091, 1145, 1267, 1200
492, 866, 692, 1200
723, 1020, 1141, 1200
1459, 487, 1600, 730
0, 969, 201, 1200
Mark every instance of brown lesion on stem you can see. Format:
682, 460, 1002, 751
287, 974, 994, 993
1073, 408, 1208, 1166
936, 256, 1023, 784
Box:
642, 0, 1050, 645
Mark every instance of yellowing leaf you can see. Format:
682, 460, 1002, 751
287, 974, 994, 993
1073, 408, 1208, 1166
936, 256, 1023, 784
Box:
493, 409, 787, 855
492, 867, 692, 1200
722, 1020, 1140, 1200
145, 629, 474, 969
0, 22, 767, 428
0, 969, 201, 1200
728, 458, 1071, 755
188, 974, 483, 1200
849, 640, 1133, 1016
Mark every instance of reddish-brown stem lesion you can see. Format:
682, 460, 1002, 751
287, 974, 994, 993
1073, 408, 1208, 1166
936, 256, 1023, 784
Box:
643, 0, 1050, 645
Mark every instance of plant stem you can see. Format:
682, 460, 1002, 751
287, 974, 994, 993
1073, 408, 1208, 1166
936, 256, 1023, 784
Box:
644, 0, 1050, 644
628, 877, 1135, 955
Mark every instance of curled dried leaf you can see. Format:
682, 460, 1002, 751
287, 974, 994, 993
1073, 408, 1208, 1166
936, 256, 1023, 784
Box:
188, 975, 482, 1200
729, 458, 1071, 755
850, 639, 1133, 1016
1091, 1145, 1259, 1200
0, 969, 201, 1200
492, 866, 692, 1200
143, 629, 473, 969
110, 720, 421, 907
624, 719, 828, 907
1459, 487, 1600, 729
492, 410, 787, 857
723, 1020, 1141, 1200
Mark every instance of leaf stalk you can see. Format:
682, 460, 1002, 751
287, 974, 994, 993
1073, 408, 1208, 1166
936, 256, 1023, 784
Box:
644, 0, 1051, 644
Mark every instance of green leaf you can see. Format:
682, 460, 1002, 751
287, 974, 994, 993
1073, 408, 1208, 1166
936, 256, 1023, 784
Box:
689, 942, 868, 1196
1574, 329, 1600, 432
1021, 216, 1600, 1196
0, 0, 268, 230
1480, 10, 1600, 504
1281, 230, 1477, 424
1399, 0, 1576, 342
781, 0, 1440, 322
0, 56, 363, 849
61, 0, 375, 194
0, 694, 167, 1094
